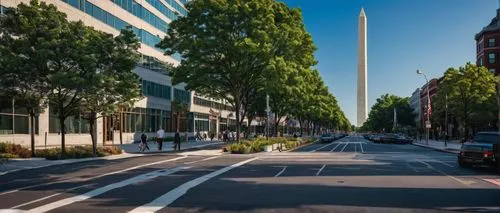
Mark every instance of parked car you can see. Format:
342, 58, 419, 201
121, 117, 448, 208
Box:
320, 133, 334, 143
458, 132, 500, 172
370, 134, 383, 143
380, 134, 412, 144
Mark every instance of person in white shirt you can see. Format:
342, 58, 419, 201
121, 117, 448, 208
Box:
156, 127, 165, 150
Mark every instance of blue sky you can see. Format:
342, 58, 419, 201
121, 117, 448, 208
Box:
282, 0, 498, 126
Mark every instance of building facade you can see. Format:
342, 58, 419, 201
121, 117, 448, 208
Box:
419, 78, 439, 128
0, 0, 239, 147
476, 6, 500, 74
410, 88, 421, 129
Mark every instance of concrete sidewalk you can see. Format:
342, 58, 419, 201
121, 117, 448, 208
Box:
120, 141, 223, 154
0, 141, 224, 175
412, 139, 462, 154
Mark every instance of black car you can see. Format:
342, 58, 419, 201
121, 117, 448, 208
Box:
458, 132, 500, 172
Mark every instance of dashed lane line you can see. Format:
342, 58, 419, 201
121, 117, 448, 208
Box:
274, 166, 287, 177
316, 164, 326, 176
0, 156, 189, 197
128, 157, 259, 213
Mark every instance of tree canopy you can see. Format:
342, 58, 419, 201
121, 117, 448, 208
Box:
361, 94, 415, 133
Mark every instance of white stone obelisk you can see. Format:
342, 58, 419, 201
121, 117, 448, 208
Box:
357, 8, 368, 127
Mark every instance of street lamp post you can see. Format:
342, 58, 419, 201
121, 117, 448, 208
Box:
417, 69, 430, 145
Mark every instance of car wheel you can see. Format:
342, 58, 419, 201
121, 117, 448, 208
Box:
458, 159, 469, 168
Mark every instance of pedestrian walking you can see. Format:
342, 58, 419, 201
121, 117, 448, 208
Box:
174, 129, 181, 151
156, 127, 164, 150
140, 132, 150, 152
203, 132, 207, 141
184, 132, 188, 142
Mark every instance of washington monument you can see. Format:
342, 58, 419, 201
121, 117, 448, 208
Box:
357, 8, 368, 127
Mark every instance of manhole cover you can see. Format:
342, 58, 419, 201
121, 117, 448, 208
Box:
337, 180, 344, 183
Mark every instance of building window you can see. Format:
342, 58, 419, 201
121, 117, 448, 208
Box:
489, 53, 496, 64
488, 38, 496, 47
478, 56, 484, 66
142, 80, 171, 100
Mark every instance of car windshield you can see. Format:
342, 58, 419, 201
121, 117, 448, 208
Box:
473, 134, 499, 144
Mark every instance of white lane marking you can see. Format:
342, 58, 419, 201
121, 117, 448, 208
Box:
10, 183, 92, 209
329, 143, 343, 152
274, 166, 287, 177
406, 163, 421, 173
432, 160, 454, 168
310, 143, 337, 152
482, 179, 500, 187
340, 143, 349, 152
360, 143, 365, 153
184, 156, 219, 165
417, 160, 474, 187
27, 166, 189, 213
128, 157, 258, 213
0, 156, 189, 197
316, 164, 326, 176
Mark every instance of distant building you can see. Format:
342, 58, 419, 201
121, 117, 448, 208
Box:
475, 4, 500, 74
410, 88, 421, 128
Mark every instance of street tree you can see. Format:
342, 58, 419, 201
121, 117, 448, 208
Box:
79, 27, 141, 156
0, 0, 74, 156
434, 63, 496, 138
157, 0, 315, 142
363, 94, 415, 132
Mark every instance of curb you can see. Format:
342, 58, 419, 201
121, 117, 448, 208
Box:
0, 154, 144, 176
123, 142, 223, 154
411, 142, 460, 154
0, 143, 223, 176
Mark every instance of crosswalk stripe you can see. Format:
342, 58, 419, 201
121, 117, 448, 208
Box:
0, 156, 189, 197
27, 166, 189, 213
128, 157, 258, 213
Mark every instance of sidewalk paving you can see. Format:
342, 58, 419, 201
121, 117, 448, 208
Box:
0, 141, 223, 176
120, 140, 223, 154
412, 139, 462, 154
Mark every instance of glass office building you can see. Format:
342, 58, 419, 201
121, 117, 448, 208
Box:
0, 0, 238, 146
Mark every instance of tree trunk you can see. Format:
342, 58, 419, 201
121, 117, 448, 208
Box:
246, 116, 254, 139
89, 112, 97, 157
59, 116, 66, 156
29, 109, 36, 157
274, 115, 281, 137
235, 103, 241, 143
298, 119, 303, 136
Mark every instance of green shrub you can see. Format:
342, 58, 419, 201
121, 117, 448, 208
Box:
36, 145, 122, 160
285, 141, 298, 150
0, 142, 32, 158
0, 153, 18, 159
225, 143, 253, 154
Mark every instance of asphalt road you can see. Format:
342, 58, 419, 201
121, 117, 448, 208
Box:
1, 135, 499, 213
